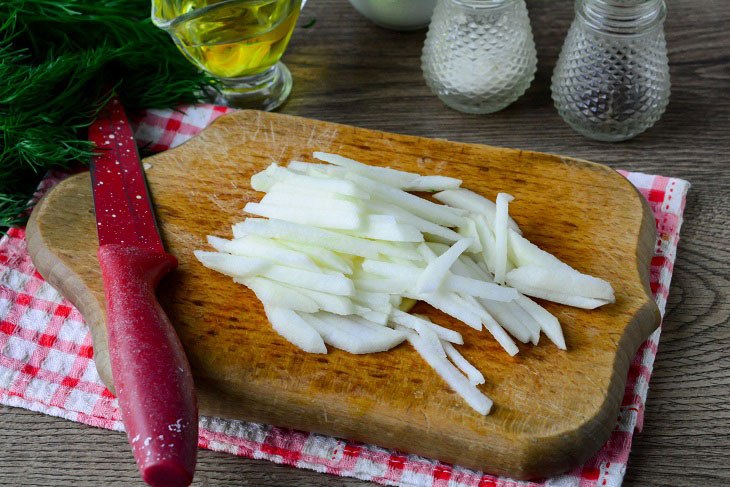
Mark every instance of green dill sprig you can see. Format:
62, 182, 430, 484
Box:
0, 0, 218, 231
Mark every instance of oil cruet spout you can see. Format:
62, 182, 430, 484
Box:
551, 0, 670, 141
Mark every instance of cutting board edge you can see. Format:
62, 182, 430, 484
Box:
23, 111, 663, 480
25, 169, 659, 479
26, 175, 116, 393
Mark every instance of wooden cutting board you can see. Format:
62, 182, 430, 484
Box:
26, 110, 660, 479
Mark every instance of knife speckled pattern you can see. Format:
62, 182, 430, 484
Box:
90, 97, 163, 252
89, 93, 198, 487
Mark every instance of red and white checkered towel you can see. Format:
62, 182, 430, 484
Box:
0, 105, 689, 487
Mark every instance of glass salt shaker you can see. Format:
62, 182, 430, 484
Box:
551, 0, 670, 141
421, 0, 537, 114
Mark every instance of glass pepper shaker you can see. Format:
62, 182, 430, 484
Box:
551, 0, 670, 141
421, 0, 537, 114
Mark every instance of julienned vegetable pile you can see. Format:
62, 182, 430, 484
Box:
195, 153, 615, 415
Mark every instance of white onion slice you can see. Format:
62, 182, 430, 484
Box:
300, 312, 405, 354
261, 188, 364, 214
353, 278, 410, 294
459, 295, 519, 356
444, 275, 518, 302
415, 238, 473, 294
315, 312, 407, 351
276, 240, 353, 274
433, 188, 522, 235
365, 200, 464, 242
286, 160, 333, 173
207, 235, 320, 272
404, 330, 492, 415
494, 193, 515, 284
244, 202, 363, 230
506, 300, 541, 345
507, 230, 569, 270
457, 218, 483, 253
252, 164, 369, 199
263, 305, 327, 354
236, 219, 386, 259
241, 278, 319, 313
194, 251, 270, 278
506, 265, 615, 302
287, 286, 354, 316
346, 172, 466, 228
362, 259, 420, 279
408, 292, 482, 331
503, 282, 611, 309
515, 293, 566, 350
352, 289, 392, 312
344, 214, 424, 242
313, 152, 419, 187
353, 306, 390, 325
412, 320, 446, 358
472, 214, 497, 273
363, 259, 515, 302
389, 309, 463, 345
297, 313, 366, 354
402, 175, 462, 192
450, 255, 523, 354
260, 265, 354, 296
442, 341, 485, 385
477, 299, 531, 343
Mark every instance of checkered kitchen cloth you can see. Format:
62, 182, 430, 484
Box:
0, 105, 690, 487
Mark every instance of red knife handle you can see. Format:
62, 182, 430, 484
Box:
98, 244, 198, 487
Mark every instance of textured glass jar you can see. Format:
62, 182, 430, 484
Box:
551, 0, 670, 141
421, 0, 537, 114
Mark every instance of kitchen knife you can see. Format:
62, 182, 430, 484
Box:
89, 94, 198, 487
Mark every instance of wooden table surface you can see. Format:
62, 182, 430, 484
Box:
1, 0, 728, 485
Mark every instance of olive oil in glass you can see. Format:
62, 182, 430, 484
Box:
152, 0, 303, 110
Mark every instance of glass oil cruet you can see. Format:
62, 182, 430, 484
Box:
551, 0, 670, 141
152, 0, 304, 111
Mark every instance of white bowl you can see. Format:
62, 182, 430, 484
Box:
347, 0, 437, 31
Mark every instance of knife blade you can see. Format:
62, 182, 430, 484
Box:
89, 94, 198, 487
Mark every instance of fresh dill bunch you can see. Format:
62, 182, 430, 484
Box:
0, 0, 218, 231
